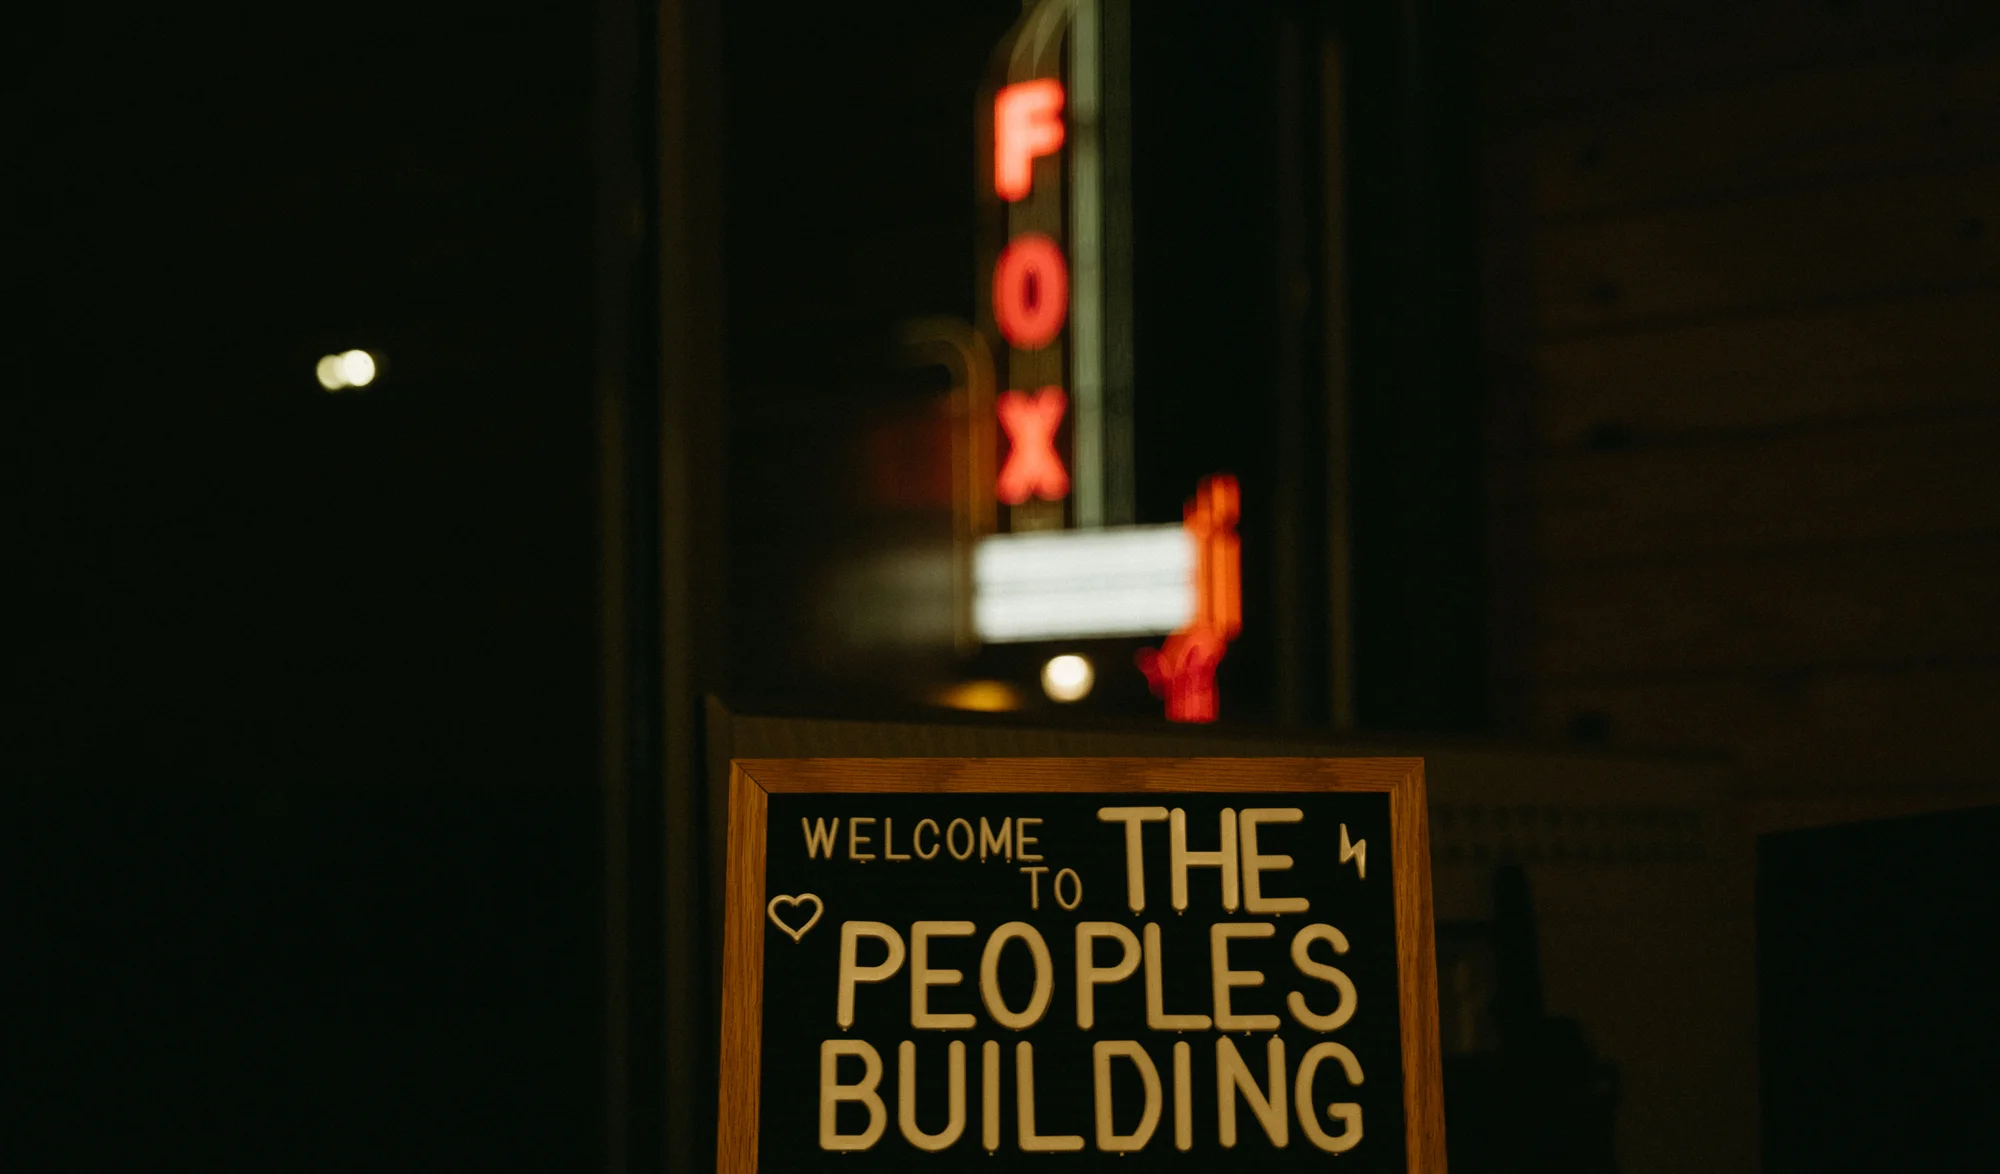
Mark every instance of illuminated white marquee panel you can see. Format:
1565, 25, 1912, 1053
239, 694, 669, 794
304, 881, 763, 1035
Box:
973, 525, 1195, 642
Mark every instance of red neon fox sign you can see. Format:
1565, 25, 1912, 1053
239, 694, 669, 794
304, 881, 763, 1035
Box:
991, 79, 1072, 507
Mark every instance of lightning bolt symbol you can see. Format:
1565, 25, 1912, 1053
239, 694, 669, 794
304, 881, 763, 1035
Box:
1339, 823, 1366, 880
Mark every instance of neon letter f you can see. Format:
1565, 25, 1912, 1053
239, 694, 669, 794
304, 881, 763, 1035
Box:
994, 79, 1065, 202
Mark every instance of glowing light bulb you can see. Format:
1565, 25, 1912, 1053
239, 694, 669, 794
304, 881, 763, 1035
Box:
316, 349, 379, 392
338, 349, 377, 388
1041, 654, 1094, 703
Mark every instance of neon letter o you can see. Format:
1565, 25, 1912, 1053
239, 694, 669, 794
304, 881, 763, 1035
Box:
993, 233, 1069, 350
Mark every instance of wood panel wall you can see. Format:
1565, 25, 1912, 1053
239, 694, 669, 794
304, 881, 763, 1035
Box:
1480, 3, 2000, 802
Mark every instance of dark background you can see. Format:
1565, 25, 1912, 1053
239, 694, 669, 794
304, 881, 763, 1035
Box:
14, 0, 2000, 1170
1758, 807, 2000, 1173
16, 2, 602, 1168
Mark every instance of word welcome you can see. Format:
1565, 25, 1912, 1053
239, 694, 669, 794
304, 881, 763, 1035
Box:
804, 815, 1045, 863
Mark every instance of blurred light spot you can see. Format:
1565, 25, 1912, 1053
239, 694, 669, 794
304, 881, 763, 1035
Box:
338, 349, 377, 387
1138, 475, 1242, 724
974, 525, 1195, 642
1041, 655, 1094, 703
933, 680, 1024, 713
316, 349, 378, 391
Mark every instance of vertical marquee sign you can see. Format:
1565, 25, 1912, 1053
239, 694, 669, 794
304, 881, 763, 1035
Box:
957, 1, 1244, 720
977, 0, 1134, 534
718, 759, 1446, 1173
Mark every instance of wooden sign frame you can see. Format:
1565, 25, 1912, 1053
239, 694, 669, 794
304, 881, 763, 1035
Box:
717, 757, 1445, 1174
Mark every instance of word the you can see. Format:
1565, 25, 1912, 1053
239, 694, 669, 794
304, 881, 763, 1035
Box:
1099, 804, 1359, 915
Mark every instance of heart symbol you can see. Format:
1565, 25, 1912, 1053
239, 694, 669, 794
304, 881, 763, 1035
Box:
767, 893, 824, 942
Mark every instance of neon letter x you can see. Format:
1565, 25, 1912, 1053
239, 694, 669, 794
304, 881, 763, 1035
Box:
997, 387, 1069, 504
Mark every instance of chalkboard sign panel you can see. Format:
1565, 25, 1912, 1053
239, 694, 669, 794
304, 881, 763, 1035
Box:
719, 759, 1444, 1174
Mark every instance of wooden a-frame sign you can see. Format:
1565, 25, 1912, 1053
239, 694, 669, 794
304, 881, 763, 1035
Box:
718, 758, 1445, 1173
